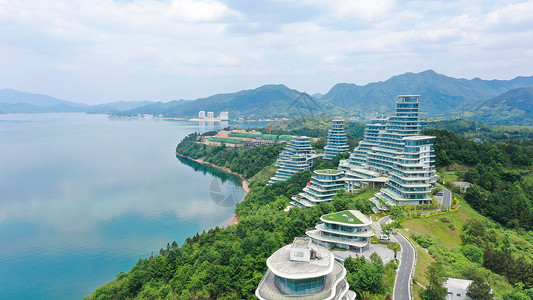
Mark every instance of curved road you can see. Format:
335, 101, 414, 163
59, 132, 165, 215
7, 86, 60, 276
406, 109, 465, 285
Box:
441, 185, 452, 210
378, 216, 415, 300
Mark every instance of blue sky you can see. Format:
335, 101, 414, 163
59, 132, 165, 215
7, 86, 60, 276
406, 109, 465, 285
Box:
1, 0, 532, 104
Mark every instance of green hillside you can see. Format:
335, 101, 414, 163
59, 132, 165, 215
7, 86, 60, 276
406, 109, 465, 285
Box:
118, 85, 345, 119
466, 87, 533, 126
321, 70, 533, 118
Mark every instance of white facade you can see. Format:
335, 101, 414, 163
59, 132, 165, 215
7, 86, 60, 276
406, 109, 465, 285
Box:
207, 111, 214, 118
256, 237, 356, 300
269, 137, 320, 184
337, 95, 437, 211
323, 118, 350, 160
306, 210, 373, 253
198, 111, 206, 119
293, 170, 345, 207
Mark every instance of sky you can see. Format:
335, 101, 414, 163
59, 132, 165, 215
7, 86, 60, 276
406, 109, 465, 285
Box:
1, 0, 533, 104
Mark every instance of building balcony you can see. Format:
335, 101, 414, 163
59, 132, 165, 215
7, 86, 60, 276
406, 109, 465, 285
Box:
306, 229, 370, 249
256, 260, 347, 300
315, 224, 374, 238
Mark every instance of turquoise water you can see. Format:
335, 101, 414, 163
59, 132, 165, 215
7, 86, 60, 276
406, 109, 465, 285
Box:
0, 114, 256, 299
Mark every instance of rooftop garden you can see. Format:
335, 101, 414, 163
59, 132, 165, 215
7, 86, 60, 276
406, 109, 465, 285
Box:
322, 210, 363, 224
315, 169, 343, 175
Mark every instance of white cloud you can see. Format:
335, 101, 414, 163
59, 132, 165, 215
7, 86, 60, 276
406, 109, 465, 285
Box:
0, 0, 532, 102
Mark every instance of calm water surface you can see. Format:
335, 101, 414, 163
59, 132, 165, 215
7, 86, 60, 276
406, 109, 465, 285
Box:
0, 114, 260, 299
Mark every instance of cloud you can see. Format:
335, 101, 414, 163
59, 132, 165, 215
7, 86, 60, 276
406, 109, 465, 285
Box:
0, 0, 532, 103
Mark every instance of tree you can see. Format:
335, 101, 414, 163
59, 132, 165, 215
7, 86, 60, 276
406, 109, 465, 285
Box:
421, 261, 447, 300
389, 205, 406, 221
467, 277, 493, 300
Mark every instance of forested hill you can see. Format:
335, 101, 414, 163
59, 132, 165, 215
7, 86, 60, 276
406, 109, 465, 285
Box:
117, 84, 344, 119
424, 128, 533, 230
466, 87, 533, 126
321, 70, 533, 118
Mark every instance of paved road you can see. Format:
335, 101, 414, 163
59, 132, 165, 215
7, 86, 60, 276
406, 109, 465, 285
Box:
378, 216, 415, 300
441, 185, 452, 210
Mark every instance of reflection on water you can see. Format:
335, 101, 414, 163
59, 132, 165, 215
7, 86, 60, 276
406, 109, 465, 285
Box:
176, 155, 241, 184
0, 113, 250, 300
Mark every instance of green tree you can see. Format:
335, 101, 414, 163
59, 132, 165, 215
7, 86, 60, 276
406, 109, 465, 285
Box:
460, 244, 484, 265
421, 261, 447, 300
466, 276, 493, 300
389, 206, 405, 221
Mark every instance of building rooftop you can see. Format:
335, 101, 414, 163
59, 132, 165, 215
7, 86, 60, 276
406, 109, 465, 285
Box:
403, 135, 436, 140
266, 238, 333, 279
314, 169, 343, 175
444, 278, 473, 290
321, 210, 372, 226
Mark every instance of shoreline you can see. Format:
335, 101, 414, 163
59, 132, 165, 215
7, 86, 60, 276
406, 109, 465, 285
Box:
176, 152, 249, 224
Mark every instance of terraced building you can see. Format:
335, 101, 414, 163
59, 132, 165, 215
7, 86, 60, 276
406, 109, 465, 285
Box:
306, 210, 373, 253
268, 136, 320, 184
338, 95, 437, 210
323, 118, 350, 160
292, 169, 345, 208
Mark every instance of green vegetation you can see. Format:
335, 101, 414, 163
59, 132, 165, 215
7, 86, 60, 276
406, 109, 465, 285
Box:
420, 261, 447, 300
423, 128, 533, 231
344, 253, 398, 298
206, 137, 242, 144
423, 118, 533, 142
322, 210, 363, 224
402, 198, 533, 298
176, 133, 285, 179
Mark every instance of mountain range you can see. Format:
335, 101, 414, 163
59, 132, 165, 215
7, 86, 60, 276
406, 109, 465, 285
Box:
1, 70, 532, 125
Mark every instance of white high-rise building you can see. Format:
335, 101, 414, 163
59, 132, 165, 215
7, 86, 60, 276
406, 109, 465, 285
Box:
268, 137, 319, 184
323, 118, 350, 160
219, 111, 229, 120
198, 111, 206, 119
207, 111, 214, 118
338, 95, 436, 210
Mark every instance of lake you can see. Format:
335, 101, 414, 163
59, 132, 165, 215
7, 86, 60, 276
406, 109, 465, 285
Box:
0, 114, 263, 299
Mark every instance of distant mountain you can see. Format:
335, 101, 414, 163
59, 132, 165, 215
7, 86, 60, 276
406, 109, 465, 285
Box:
311, 93, 324, 99
321, 70, 533, 117
86, 101, 156, 114
118, 85, 344, 119
466, 87, 533, 126
0, 89, 88, 108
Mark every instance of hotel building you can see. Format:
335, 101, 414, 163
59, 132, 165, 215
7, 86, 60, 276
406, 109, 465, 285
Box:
323, 118, 350, 160
306, 210, 373, 253
292, 169, 345, 208
255, 237, 356, 300
269, 136, 320, 184
338, 95, 437, 210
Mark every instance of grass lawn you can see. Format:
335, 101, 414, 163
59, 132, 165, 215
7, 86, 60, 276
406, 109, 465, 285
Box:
323, 210, 363, 224
351, 188, 380, 201
400, 196, 488, 286
439, 172, 459, 184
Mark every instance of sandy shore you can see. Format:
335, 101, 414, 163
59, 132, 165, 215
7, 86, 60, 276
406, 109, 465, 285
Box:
176, 152, 249, 224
